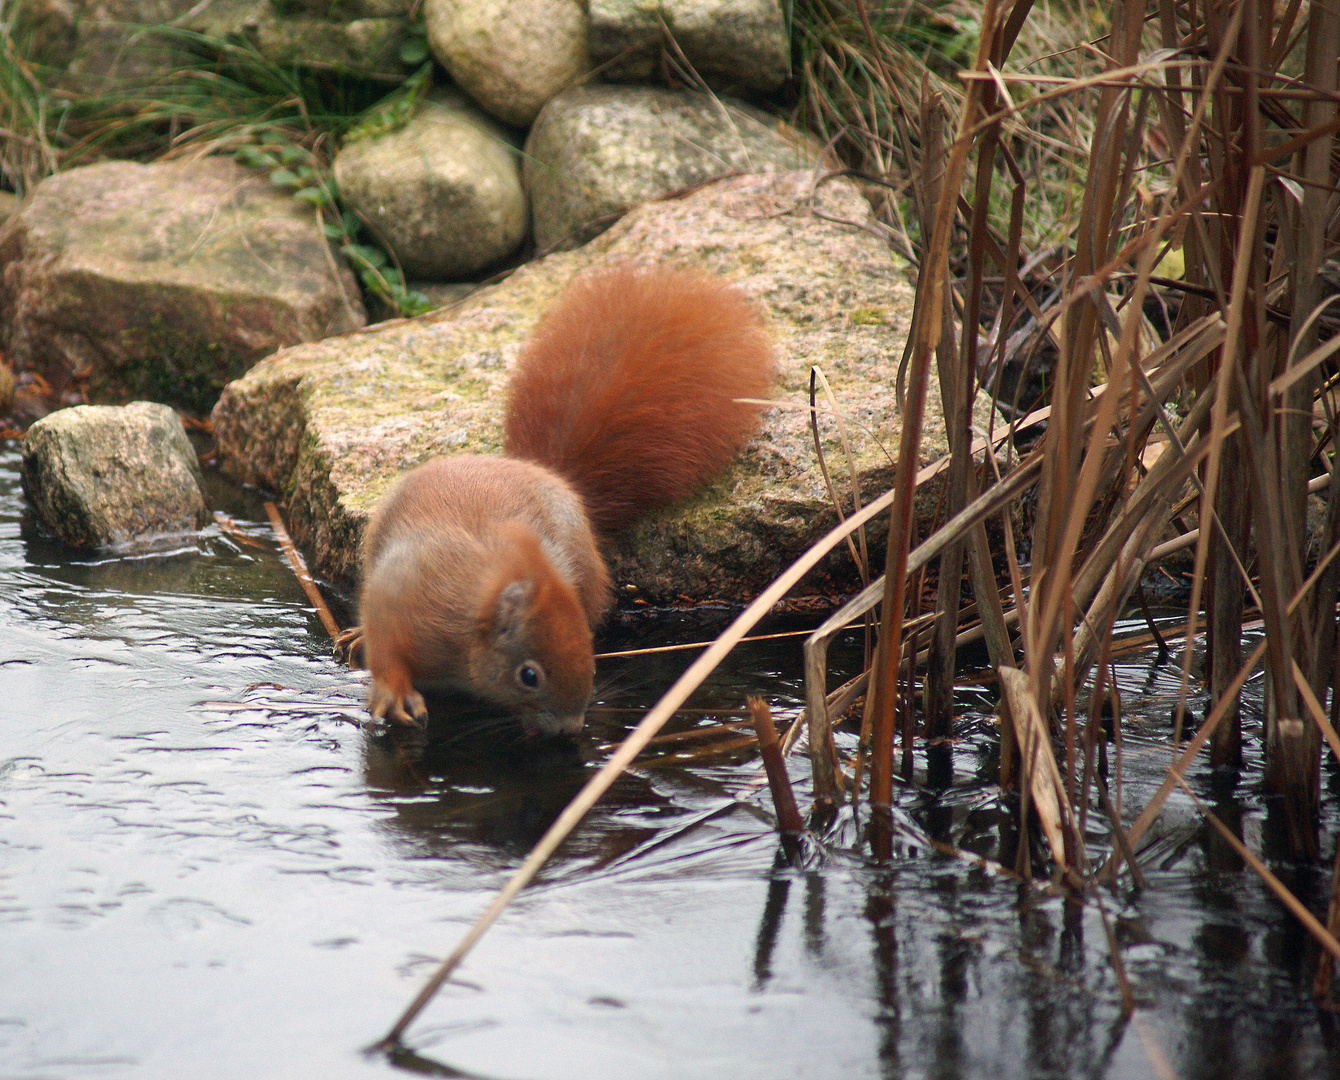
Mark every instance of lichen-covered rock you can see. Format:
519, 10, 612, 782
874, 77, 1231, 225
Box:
423, 0, 591, 127
524, 85, 825, 251
591, 0, 790, 92
13, 0, 202, 93
213, 170, 989, 604
189, 0, 420, 83
0, 157, 366, 414
334, 92, 527, 280
21, 402, 208, 549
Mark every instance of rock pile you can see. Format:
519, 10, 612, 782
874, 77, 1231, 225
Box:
0, 0, 956, 602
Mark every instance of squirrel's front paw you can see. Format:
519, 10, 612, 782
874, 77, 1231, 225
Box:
367, 680, 428, 727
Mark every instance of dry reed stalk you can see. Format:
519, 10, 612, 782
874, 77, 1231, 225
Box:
867, 0, 1025, 853
1148, 0, 1337, 858
799, 0, 1340, 924
809, 366, 872, 585
997, 666, 1082, 883
749, 697, 806, 839
923, 53, 1021, 787
264, 501, 341, 640
802, 0, 1340, 939
803, 364, 874, 806
1022, 0, 1146, 734
802, 437, 1044, 806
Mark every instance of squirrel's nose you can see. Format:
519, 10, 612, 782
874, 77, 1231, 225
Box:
524, 710, 584, 737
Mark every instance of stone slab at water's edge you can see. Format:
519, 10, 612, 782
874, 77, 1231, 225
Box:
212, 170, 992, 605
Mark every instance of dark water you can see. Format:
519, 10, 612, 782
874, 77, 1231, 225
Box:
3, 441, 1340, 1079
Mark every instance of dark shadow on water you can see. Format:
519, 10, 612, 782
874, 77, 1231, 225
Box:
360, 687, 675, 866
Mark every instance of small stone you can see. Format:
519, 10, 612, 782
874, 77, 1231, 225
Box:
21, 402, 209, 549
423, 0, 591, 127
590, 0, 790, 92
334, 92, 527, 280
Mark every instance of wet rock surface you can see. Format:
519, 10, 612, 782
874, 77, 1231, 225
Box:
21, 401, 208, 548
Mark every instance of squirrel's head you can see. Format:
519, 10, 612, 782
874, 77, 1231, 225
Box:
472, 557, 595, 737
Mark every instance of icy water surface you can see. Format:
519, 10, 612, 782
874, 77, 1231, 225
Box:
3, 441, 1340, 1079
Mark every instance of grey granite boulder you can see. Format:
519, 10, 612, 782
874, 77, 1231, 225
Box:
525, 85, 826, 251
0, 157, 366, 414
423, 0, 591, 127
22, 402, 208, 549
591, 0, 790, 93
212, 170, 989, 604
334, 92, 527, 280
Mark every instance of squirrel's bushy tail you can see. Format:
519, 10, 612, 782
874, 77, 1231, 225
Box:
503, 263, 775, 536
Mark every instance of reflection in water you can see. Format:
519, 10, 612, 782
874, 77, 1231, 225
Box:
864, 872, 902, 1080
751, 871, 789, 988
1202, 795, 1247, 873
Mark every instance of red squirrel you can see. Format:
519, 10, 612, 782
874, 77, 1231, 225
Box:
351, 263, 775, 733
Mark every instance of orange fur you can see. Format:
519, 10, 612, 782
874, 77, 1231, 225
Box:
356, 264, 774, 732
505, 263, 776, 535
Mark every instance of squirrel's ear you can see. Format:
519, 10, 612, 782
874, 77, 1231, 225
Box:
487, 580, 533, 641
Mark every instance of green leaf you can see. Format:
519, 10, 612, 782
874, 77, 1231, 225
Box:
293, 186, 329, 205
269, 166, 301, 188
237, 146, 279, 169
398, 37, 429, 64
400, 291, 435, 316
358, 268, 395, 299
342, 242, 386, 268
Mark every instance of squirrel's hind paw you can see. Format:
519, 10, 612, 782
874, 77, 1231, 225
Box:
335, 626, 364, 669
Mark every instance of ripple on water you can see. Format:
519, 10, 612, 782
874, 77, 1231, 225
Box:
4, 445, 1340, 1080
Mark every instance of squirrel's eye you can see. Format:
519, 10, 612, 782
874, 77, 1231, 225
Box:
516, 663, 542, 690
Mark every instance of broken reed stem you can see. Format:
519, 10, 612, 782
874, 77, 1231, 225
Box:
264, 501, 341, 640
749, 696, 806, 837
